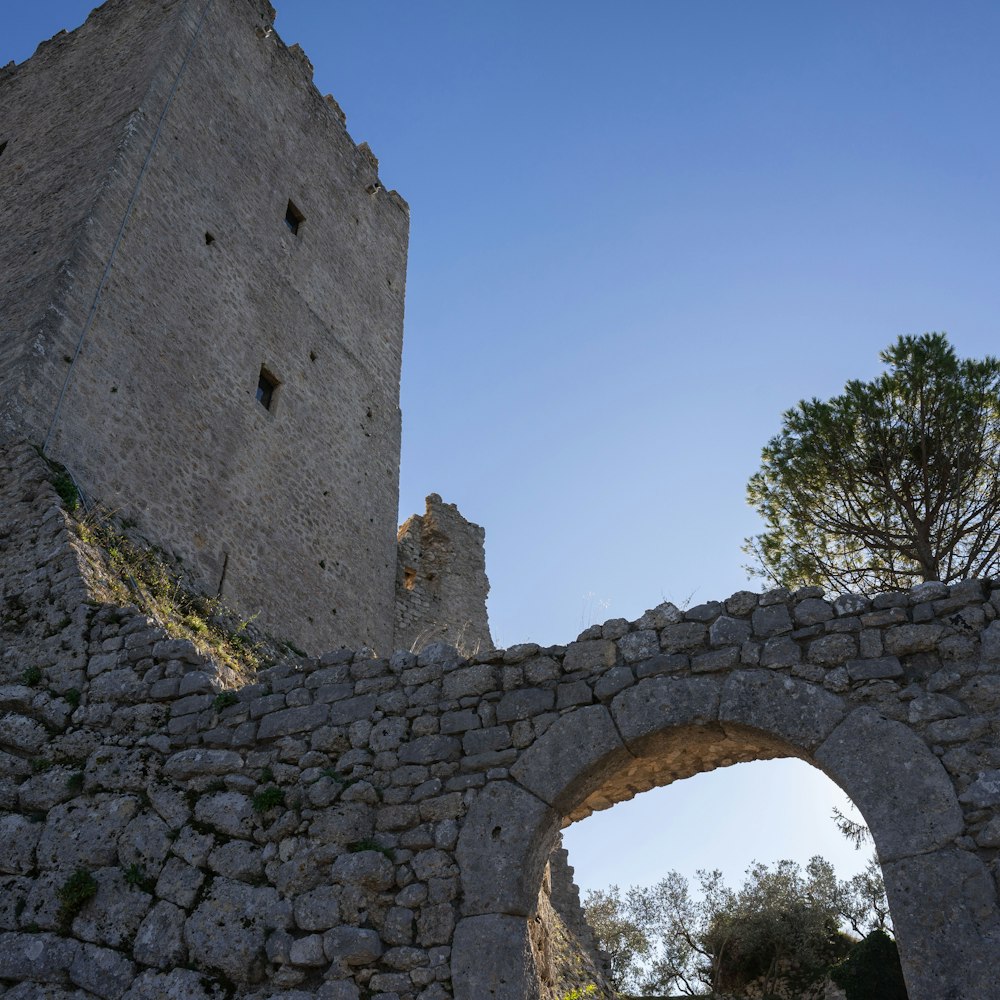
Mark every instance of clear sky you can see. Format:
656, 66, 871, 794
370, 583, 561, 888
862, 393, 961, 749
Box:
6, 0, 998, 897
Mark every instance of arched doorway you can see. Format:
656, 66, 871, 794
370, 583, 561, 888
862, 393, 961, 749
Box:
453, 671, 999, 999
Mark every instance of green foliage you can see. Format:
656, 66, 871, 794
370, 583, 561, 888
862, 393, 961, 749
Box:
212, 691, 239, 711
560, 986, 597, 1000
831, 929, 908, 1000
22, 666, 42, 687
585, 855, 892, 998
57, 869, 98, 929
746, 333, 1000, 593
66, 771, 85, 794
252, 786, 284, 813
347, 838, 393, 860
580, 886, 651, 990
64, 687, 81, 708
72, 510, 267, 678
52, 471, 81, 512
123, 863, 156, 893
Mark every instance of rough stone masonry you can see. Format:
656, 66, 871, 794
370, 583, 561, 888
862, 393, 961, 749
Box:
2, 441, 1000, 1000
0, 0, 425, 656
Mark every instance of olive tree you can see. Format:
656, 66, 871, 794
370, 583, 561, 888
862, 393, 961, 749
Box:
745, 333, 1000, 593
584, 858, 857, 997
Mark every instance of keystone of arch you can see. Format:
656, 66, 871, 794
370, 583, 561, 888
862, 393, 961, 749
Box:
610, 675, 721, 754
814, 707, 964, 861
455, 780, 559, 917
452, 913, 539, 1000
719, 669, 847, 753
509, 704, 633, 814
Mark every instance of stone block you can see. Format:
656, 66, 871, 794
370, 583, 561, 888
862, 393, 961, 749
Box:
815, 707, 964, 860
453, 914, 538, 1000
562, 639, 616, 673
611, 676, 720, 753
845, 656, 903, 681
495, 688, 554, 723
510, 705, 630, 813
456, 781, 557, 917
709, 616, 752, 647
132, 900, 186, 969
719, 670, 846, 752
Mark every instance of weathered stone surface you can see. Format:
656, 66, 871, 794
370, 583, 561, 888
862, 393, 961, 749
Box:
720, 671, 846, 752
258, 704, 330, 739
793, 598, 833, 626
959, 770, 1000, 808
70, 942, 136, 999
883, 623, 944, 655
610, 676, 720, 752
981, 620, 1000, 662
192, 791, 255, 838
443, 664, 496, 699
72, 869, 151, 949
0, 931, 78, 982
294, 886, 342, 931
562, 640, 616, 673
815, 708, 964, 860
709, 616, 752, 646
121, 969, 221, 1000
496, 688, 555, 722
752, 604, 793, 637
37, 797, 140, 868
117, 812, 172, 871
323, 926, 383, 965
846, 656, 903, 681
456, 782, 557, 917
510, 705, 630, 813
617, 630, 659, 663
882, 849, 1000, 1000
162, 749, 243, 779
0, 813, 42, 874
452, 914, 539, 1000
331, 850, 394, 890
185, 878, 290, 984
659, 622, 707, 653
133, 901, 186, 969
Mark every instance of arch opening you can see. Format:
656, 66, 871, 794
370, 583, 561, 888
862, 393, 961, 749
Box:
454, 671, 999, 1000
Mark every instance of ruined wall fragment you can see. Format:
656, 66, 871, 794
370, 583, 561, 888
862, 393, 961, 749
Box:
395, 494, 493, 655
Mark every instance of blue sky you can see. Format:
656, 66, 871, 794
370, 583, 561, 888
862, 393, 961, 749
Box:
7, 0, 998, 896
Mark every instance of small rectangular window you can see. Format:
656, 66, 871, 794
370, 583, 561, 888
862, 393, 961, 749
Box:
257, 366, 279, 411
0, 141, 7, 158
284, 200, 304, 235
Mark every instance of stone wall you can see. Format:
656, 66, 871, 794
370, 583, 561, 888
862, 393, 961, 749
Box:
395, 496, 493, 656
3, 441, 1000, 1000
0, 0, 409, 655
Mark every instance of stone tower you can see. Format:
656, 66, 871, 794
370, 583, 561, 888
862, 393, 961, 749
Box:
0, 0, 409, 653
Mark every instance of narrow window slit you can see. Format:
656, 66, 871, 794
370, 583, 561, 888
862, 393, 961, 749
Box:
284, 200, 304, 235
256, 366, 279, 411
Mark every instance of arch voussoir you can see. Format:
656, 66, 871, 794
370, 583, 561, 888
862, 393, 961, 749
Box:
718, 668, 847, 752
881, 847, 1000, 999
610, 674, 721, 753
452, 913, 540, 1000
455, 780, 559, 918
509, 703, 632, 814
814, 706, 965, 861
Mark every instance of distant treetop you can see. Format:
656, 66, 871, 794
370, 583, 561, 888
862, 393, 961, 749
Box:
745, 333, 1000, 594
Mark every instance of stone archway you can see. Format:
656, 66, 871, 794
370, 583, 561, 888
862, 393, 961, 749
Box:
454, 670, 999, 1000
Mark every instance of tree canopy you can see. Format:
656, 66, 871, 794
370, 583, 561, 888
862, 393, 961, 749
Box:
583, 855, 896, 998
745, 333, 1000, 594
